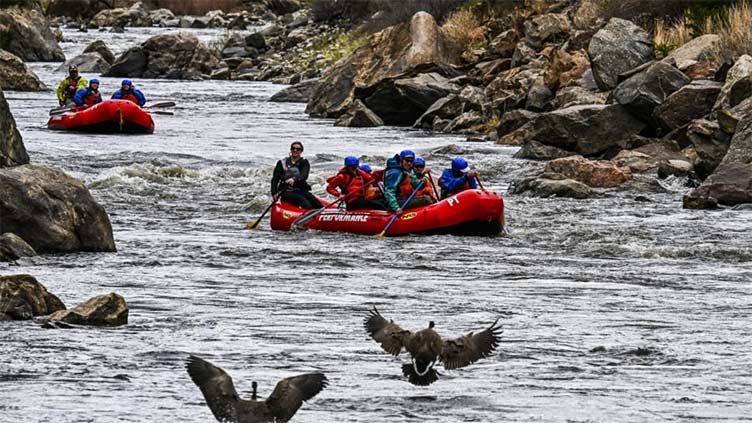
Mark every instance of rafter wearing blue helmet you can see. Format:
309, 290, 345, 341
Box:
73, 78, 102, 107
111, 79, 147, 107
326, 156, 385, 210
439, 156, 478, 199
383, 150, 434, 212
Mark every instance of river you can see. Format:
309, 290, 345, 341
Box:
1, 27, 751, 422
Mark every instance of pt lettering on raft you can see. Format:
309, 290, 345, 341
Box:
447, 196, 460, 207
318, 213, 369, 223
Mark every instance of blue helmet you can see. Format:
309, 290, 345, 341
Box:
121, 79, 133, 87
451, 157, 470, 173
399, 149, 415, 160
359, 164, 372, 173
344, 156, 359, 167
414, 157, 426, 167
89, 78, 100, 86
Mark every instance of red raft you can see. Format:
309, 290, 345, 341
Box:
47, 99, 154, 134
271, 189, 505, 236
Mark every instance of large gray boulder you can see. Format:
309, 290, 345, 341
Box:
0, 275, 65, 321
718, 96, 752, 135
588, 18, 654, 91
686, 119, 731, 180
105, 33, 219, 80
714, 55, 752, 111
0, 8, 65, 61
613, 61, 690, 124
83, 40, 115, 64
307, 11, 459, 118
334, 99, 384, 128
685, 118, 752, 207
0, 86, 29, 168
42, 293, 128, 327
0, 50, 45, 91
653, 80, 721, 131
510, 172, 593, 199
664, 34, 720, 71
0, 232, 36, 262
56, 52, 111, 73
269, 78, 319, 103
0, 164, 115, 254
509, 104, 646, 157
355, 72, 460, 125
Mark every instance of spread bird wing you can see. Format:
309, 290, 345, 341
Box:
266, 373, 328, 422
364, 307, 412, 356
439, 319, 503, 370
186, 355, 240, 422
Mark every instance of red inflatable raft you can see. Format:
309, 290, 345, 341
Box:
47, 99, 154, 134
270, 189, 505, 236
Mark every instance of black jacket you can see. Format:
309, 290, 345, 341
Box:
271, 157, 312, 195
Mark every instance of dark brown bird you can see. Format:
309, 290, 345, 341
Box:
185, 355, 327, 422
364, 307, 502, 386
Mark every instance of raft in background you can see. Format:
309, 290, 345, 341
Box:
271, 189, 505, 236
47, 99, 155, 134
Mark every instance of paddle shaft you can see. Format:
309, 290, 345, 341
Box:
247, 200, 275, 229
144, 101, 176, 109
377, 180, 425, 237
291, 193, 352, 230
427, 172, 439, 201
475, 175, 486, 191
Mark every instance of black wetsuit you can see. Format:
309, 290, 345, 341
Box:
271, 157, 323, 209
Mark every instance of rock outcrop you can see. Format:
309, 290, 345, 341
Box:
663, 34, 720, 71
42, 293, 128, 327
0, 7, 65, 62
588, 18, 653, 91
612, 61, 690, 125
0, 50, 45, 91
0, 86, 29, 167
306, 11, 459, 118
685, 118, 752, 207
0, 164, 115, 254
0, 275, 65, 321
57, 40, 116, 74
0, 232, 36, 262
105, 33, 219, 80
714, 55, 752, 111
269, 78, 319, 103
544, 155, 632, 188
510, 172, 593, 199
653, 80, 721, 131
334, 99, 384, 127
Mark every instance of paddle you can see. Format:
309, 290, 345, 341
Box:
150, 110, 174, 116
290, 193, 352, 231
49, 106, 79, 115
475, 174, 486, 192
427, 171, 439, 202
245, 199, 276, 229
375, 180, 425, 238
144, 101, 176, 109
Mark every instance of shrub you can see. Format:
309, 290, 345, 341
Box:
443, 7, 487, 52
653, 17, 694, 57
714, 0, 752, 62
311, 0, 467, 31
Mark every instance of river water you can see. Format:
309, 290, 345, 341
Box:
1, 27, 751, 422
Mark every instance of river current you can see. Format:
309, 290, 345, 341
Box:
1, 27, 751, 422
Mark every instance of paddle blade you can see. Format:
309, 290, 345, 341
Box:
374, 231, 385, 238
245, 221, 260, 229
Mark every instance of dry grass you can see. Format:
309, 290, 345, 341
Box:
714, 0, 752, 62
442, 8, 487, 52
653, 17, 694, 58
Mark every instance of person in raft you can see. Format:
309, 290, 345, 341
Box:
383, 149, 434, 213
359, 164, 384, 202
326, 156, 384, 210
271, 141, 323, 209
111, 79, 146, 106
439, 156, 478, 199
56, 65, 87, 107
412, 157, 437, 202
73, 79, 103, 108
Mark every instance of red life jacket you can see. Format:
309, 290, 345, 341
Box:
84, 90, 100, 106
65, 77, 80, 97
330, 168, 371, 203
365, 183, 382, 200
438, 178, 471, 197
371, 169, 385, 182
121, 92, 139, 105
398, 171, 414, 197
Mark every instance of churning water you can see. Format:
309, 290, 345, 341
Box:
1, 27, 751, 422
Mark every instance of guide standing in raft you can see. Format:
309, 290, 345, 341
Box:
271, 141, 323, 209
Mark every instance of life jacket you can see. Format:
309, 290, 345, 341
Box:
83, 89, 100, 106
398, 170, 414, 197
365, 182, 382, 200
416, 181, 436, 200
65, 77, 80, 98
279, 157, 310, 192
438, 177, 471, 199
333, 168, 370, 203
121, 91, 139, 105
371, 169, 385, 182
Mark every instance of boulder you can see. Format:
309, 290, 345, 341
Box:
686, 118, 731, 180
524, 13, 570, 50
0, 50, 45, 91
612, 140, 687, 173
334, 99, 384, 127
0, 86, 28, 167
56, 52, 111, 73
658, 159, 695, 179
544, 155, 632, 187
245, 32, 267, 50
714, 55, 752, 110
508, 104, 646, 156
552, 86, 607, 109
545, 49, 591, 89
269, 78, 318, 103
0, 232, 36, 262
91, 7, 129, 27
82, 39, 115, 64
42, 293, 128, 327
613, 61, 690, 124
0, 275, 65, 321
653, 80, 721, 131
444, 110, 484, 133
685, 118, 752, 207
306, 11, 459, 118
356, 72, 460, 125
512, 139, 573, 160
0, 8, 65, 61
209, 67, 230, 80
717, 96, 752, 135
148, 8, 175, 27
0, 164, 115, 254
588, 18, 654, 91
525, 77, 553, 111
573, 0, 604, 30
415, 95, 464, 128
486, 67, 542, 112
664, 34, 720, 71
488, 29, 518, 58
510, 172, 593, 198
105, 33, 219, 80
497, 109, 538, 136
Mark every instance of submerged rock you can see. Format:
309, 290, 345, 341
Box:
0, 164, 115, 254
42, 293, 128, 327
0, 274, 65, 321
